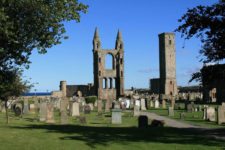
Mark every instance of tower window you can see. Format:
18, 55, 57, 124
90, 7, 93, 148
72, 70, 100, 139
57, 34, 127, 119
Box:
169, 40, 172, 45
99, 71, 101, 76
121, 71, 123, 77
99, 57, 101, 63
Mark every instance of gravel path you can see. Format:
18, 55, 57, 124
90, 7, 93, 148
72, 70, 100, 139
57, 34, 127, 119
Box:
139, 111, 199, 128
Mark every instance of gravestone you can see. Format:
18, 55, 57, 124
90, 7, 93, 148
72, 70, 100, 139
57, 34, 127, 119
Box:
84, 105, 91, 114
23, 99, 29, 114
46, 102, 55, 123
168, 107, 174, 117
170, 97, 175, 108
98, 100, 102, 114
150, 100, 154, 107
125, 99, 130, 109
39, 102, 47, 122
29, 103, 35, 114
135, 100, 141, 107
180, 112, 185, 120
162, 99, 166, 109
218, 105, 225, 125
88, 103, 94, 111
14, 103, 23, 116
70, 102, 80, 116
151, 119, 165, 127
203, 106, 207, 120
138, 115, 148, 128
133, 105, 140, 117
60, 99, 69, 124
187, 104, 193, 112
154, 100, 159, 108
206, 107, 216, 122
111, 109, 122, 124
140, 99, 146, 110
105, 100, 110, 112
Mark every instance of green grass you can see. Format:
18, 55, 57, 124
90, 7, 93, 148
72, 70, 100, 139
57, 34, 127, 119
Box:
0, 110, 224, 150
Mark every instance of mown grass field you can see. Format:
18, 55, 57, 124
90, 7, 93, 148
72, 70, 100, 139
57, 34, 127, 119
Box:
0, 109, 224, 150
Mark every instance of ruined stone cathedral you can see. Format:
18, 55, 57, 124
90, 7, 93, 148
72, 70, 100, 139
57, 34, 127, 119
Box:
93, 28, 124, 100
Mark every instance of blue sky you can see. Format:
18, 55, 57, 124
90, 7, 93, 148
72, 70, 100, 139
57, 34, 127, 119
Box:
24, 0, 218, 92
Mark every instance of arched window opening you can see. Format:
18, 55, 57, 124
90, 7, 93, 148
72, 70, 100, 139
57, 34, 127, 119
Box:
102, 78, 107, 89
105, 54, 114, 69
113, 78, 116, 88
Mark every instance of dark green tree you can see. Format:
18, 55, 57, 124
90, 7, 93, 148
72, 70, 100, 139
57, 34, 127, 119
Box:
176, 1, 225, 83
0, 0, 88, 123
0, 67, 30, 124
0, 0, 87, 67
176, 1, 225, 63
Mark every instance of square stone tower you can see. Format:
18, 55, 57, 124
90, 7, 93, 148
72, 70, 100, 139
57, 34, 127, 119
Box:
93, 28, 124, 101
159, 33, 177, 96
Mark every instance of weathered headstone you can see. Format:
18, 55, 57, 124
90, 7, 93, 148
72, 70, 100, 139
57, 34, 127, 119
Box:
97, 100, 102, 113
154, 100, 159, 108
138, 115, 148, 128
140, 99, 146, 110
70, 102, 80, 116
14, 103, 23, 116
150, 100, 154, 107
218, 105, 225, 125
39, 102, 47, 122
180, 112, 185, 120
168, 107, 174, 117
60, 100, 68, 124
170, 96, 175, 108
105, 100, 110, 112
23, 99, 29, 114
162, 99, 166, 109
111, 109, 122, 124
187, 104, 193, 112
46, 102, 55, 123
84, 105, 91, 114
133, 105, 140, 117
29, 103, 36, 114
206, 107, 216, 122
88, 103, 94, 111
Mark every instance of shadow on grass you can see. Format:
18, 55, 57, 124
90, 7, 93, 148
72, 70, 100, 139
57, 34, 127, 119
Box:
11, 125, 225, 148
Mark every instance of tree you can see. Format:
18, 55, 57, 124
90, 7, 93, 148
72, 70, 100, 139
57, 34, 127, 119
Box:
176, 1, 225, 63
0, 67, 30, 124
0, 0, 88, 123
0, 0, 88, 68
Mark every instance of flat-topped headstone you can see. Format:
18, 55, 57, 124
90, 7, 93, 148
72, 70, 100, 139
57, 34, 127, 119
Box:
69, 101, 80, 116
39, 102, 47, 122
206, 107, 216, 122
133, 105, 140, 117
218, 105, 225, 125
168, 107, 174, 117
60, 99, 69, 124
162, 99, 166, 109
46, 102, 55, 123
154, 100, 159, 108
14, 103, 23, 116
150, 100, 154, 107
111, 109, 122, 124
84, 105, 91, 114
97, 100, 102, 113
140, 99, 146, 110
105, 100, 110, 112
138, 115, 148, 128
29, 103, 35, 114
23, 99, 29, 114
88, 103, 94, 111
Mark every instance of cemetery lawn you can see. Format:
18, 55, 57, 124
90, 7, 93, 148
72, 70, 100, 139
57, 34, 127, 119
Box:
0, 111, 225, 150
